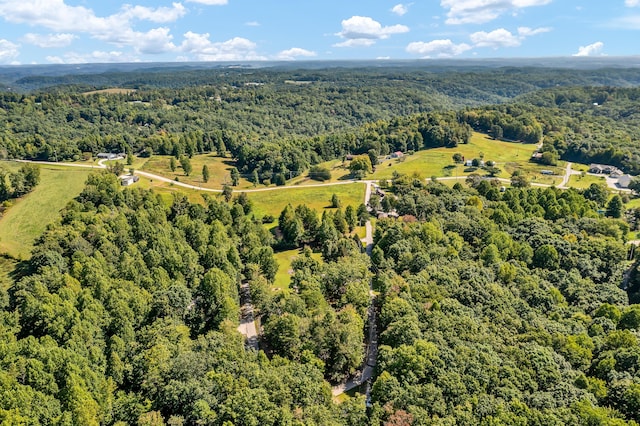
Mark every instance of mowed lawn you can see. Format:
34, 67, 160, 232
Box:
0, 165, 91, 259
247, 182, 366, 219
567, 173, 608, 189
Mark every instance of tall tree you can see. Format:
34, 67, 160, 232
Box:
180, 156, 192, 176
202, 165, 210, 183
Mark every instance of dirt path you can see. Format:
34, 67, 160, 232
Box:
237, 282, 259, 351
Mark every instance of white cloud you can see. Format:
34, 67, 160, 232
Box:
186, 0, 228, 4
245, 21, 260, 26
0, 39, 20, 64
441, 0, 552, 25
131, 28, 176, 55
406, 39, 471, 57
470, 26, 550, 49
0, 0, 120, 34
391, 4, 409, 16
276, 47, 317, 60
573, 41, 604, 57
334, 39, 377, 48
179, 32, 266, 61
626, 0, 639, 6
22, 33, 76, 48
335, 16, 409, 47
118, 3, 187, 23
46, 50, 135, 64
0, 1, 183, 55
517, 26, 551, 37
339, 16, 409, 39
470, 29, 521, 48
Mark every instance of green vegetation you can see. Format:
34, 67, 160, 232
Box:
0, 172, 370, 424
247, 183, 365, 219
366, 175, 637, 424
3, 65, 640, 425
0, 164, 89, 258
569, 173, 608, 189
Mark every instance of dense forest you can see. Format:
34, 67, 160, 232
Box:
2, 169, 640, 424
2, 64, 640, 424
0, 172, 369, 424
365, 176, 640, 424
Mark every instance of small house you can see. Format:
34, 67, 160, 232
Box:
589, 163, 623, 175
465, 160, 473, 167
97, 153, 118, 160
391, 151, 403, 159
541, 170, 554, 175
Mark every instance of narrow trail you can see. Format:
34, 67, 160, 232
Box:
237, 282, 259, 351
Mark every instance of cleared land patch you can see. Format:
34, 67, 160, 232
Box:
0, 164, 91, 259
82, 88, 137, 96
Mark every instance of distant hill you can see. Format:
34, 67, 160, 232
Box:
2, 57, 640, 92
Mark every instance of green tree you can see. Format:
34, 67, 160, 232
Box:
606, 194, 624, 218
202, 165, 210, 183
230, 168, 240, 186
169, 157, 177, 172
222, 184, 233, 202
584, 183, 609, 206
490, 124, 503, 140
511, 170, 529, 188
309, 165, 331, 182
349, 155, 372, 179
533, 244, 559, 270
180, 156, 192, 176
345, 205, 357, 231
331, 194, 341, 208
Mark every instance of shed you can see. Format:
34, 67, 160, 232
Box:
120, 175, 140, 186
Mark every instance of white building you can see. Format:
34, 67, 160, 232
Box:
618, 174, 633, 189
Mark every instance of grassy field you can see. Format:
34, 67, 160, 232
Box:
82, 88, 136, 96
140, 154, 256, 189
286, 133, 564, 186
0, 255, 17, 292
247, 182, 365, 219
273, 248, 324, 293
273, 249, 301, 292
0, 164, 91, 259
568, 173, 607, 189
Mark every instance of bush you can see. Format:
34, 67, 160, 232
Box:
262, 214, 275, 224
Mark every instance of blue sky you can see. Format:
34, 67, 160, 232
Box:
0, 0, 638, 64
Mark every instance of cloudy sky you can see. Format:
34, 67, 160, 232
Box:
0, 0, 637, 65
